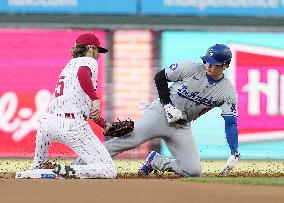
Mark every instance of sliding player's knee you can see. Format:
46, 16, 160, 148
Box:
180, 164, 202, 177
187, 168, 202, 177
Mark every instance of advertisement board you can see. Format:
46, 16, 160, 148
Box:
2, 0, 284, 16
230, 43, 284, 143
0, 0, 137, 14
161, 31, 284, 159
141, 0, 284, 16
0, 29, 106, 157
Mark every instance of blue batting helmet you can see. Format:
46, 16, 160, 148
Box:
200, 44, 232, 66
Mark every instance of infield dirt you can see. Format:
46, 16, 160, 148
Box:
1, 174, 284, 203
1, 159, 284, 203
0, 175, 284, 203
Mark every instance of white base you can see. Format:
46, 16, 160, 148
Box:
15, 169, 58, 179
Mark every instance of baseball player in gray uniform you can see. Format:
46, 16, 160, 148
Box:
31, 33, 116, 179
104, 44, 240, 177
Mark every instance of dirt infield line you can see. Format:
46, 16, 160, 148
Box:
1, 159, 284, 174
0, 178, 284, 203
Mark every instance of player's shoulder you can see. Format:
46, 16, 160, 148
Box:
177, 60, 201, 68
177, 60, 204, 73
223, 77, 236, 90
71, 57, 98, 68
222, 77, 238, 100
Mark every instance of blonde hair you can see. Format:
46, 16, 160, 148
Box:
71, 44, 88, 58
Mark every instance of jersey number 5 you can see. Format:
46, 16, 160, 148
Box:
55, 76, 65, 97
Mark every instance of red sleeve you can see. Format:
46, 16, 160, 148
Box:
77, 66, 99, 101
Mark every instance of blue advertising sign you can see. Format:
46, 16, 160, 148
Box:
0, 0, 137, 14
161, 31, 284, 159
141, 0, 284, 16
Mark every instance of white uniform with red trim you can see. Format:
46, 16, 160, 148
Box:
32, 57, 116, 179
49, 57, 98, 116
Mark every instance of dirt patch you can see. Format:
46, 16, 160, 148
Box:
2, 171, 284, 179
0, 172, 284, 203
204, 171, 284, 177
0, 172, 14, 179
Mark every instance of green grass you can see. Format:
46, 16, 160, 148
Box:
185, 177, 284, 186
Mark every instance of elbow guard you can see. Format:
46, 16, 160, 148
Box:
154, 69, 171, 105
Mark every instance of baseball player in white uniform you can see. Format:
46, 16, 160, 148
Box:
104, 44, 240, 177
31, 33, 116, 179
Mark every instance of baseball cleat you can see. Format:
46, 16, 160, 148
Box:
66, 167, 79, 179
53, 164, 78, 179
139, 151, 157, 176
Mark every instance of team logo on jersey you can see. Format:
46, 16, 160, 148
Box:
209, 49, 214, 56
193, 76, 200, 80
177, 85, 219, 107
230, 104, 237, 114
168, 63, 178, 71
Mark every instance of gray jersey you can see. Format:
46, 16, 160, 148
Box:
165, 60, 238, 122
104, 60, 238, 177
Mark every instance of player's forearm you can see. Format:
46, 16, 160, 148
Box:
224, 116, 239, 154
154, 69, 171, 105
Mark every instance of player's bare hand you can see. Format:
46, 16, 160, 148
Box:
221, 153, 240, 176
103, 123, 112, 135
89, 110, 100, 122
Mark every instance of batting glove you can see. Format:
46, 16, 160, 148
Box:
221, 153, 240, 176
163, 103, 183, 124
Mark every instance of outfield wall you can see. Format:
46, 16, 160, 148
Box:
1, 29, 284, 159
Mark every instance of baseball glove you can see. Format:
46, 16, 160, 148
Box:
104, 119, 134, 137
